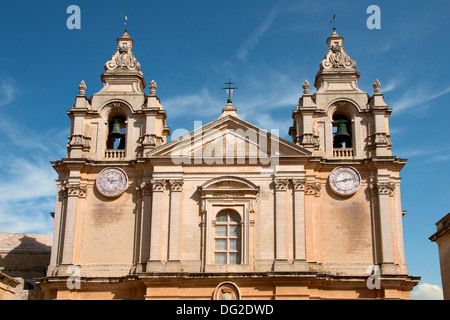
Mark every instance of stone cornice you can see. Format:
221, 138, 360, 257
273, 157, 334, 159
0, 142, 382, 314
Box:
430, 212, 450, 242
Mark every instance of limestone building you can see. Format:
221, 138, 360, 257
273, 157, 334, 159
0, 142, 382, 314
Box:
0, 233, 51, 300
430, 213, 450, 299
37, 29, 420, 299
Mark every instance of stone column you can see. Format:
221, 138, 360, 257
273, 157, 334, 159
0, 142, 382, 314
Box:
292, 179, 308, 270
274, 178, 289, 264
60, 182, 86, 266
148, 180, 165, 265
372, 179, 397, 274
168, 179, 183, 268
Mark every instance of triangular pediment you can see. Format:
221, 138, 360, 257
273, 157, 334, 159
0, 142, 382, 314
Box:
147, 115, 311, 162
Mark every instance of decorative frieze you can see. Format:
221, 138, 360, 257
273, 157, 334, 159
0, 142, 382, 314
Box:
67, 134, 91, 152
371, 132, 391, 147
300, 133, 320, 149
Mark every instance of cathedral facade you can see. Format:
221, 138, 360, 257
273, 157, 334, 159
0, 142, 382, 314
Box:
37, 29, 419, 299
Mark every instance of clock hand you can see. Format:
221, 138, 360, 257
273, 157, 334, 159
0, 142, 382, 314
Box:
336, 178, 355, 183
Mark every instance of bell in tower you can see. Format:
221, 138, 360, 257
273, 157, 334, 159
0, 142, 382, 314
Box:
333, 118, 351, 148
108, 119, 126, 150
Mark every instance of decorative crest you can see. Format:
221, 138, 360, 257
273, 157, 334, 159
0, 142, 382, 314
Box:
320, 28, 356, 70
104, 30, 141, 72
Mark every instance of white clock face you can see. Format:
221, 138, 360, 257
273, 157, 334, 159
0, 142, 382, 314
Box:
329, 166, 361, 196
96, 167, 128, 198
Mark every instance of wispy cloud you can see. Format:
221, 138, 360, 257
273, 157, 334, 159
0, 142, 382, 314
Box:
165, 63, 301, 139
0, 77, 17, 107
391, 85, 450, 115
236, 3, 281, 62
164, 87, 223, 121
0, 154, 57, 234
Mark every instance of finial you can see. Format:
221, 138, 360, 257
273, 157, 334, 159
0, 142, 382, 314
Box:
373, 79, 381, 93
78, 80, 86, 96
302, 80, 310, 95
222, 79, 238, 104
331, 27, 339, 36
149, 80, 157, 96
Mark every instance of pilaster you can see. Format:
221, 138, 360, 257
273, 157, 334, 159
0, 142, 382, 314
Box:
371, 177, 397, 274
292, 179, 307, 267
273, 178, 289, 268
167, 179, 184, 270
148, 179, 165, 267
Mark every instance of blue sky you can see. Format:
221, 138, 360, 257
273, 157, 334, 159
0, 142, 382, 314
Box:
0, 0, 449, 299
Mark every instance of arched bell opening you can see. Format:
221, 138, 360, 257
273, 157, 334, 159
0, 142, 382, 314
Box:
332, 114, 352, 149
107, 116, 127, 150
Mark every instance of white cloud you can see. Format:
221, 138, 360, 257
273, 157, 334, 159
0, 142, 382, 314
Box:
0, 198, 55, 235
0, 156, 57, 202
236, 3, 280, 62
0, 77, 17, 107
0, 154, 57, 235
391, 85, 450, 115
164, 87, 223, 121
411, 283, 444, 300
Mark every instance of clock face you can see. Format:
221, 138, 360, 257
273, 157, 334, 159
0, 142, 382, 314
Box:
329, 166, 361, 196
96, 167, 128, 198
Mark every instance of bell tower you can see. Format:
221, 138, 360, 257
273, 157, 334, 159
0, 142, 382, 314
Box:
66, 30, 170, 161
290, 28, 392, 159
290, 29, 409, 276
48, 30, 171, 276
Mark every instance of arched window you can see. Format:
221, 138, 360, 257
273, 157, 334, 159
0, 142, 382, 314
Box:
214, 210, 242, 265
332, 114, 352, 149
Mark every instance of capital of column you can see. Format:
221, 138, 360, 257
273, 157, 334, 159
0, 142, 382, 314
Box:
61, 182, 87, 198
371, 182, 395, 197
274, 178, 289, 191
305, 182, 321, 197
151, 179, 166, 192
292, 179, 307, 192
169, 179, 184, 192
